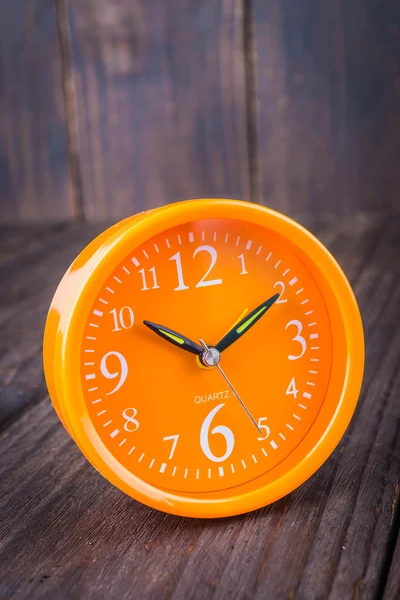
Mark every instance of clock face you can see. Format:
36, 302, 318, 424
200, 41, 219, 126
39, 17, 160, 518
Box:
80, 218, 332, 494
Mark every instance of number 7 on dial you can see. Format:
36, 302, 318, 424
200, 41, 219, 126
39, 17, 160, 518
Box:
163, 434, 180, 460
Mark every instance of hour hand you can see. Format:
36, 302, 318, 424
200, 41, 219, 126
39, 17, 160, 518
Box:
143, 320, 203, 356
215, 293, 280, 353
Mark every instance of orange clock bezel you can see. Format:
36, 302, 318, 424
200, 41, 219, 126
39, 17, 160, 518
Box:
43, 199, 364, 518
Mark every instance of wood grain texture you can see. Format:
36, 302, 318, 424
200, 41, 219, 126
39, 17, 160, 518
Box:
251, 0, 400, 216
0, 223, 104, 429
0, 224, 67, 263
0, 0, 74, 223
0, 215, 399, 599
2, 0, 400, 222
384, 530, 400, 600
66, 0, 250, 220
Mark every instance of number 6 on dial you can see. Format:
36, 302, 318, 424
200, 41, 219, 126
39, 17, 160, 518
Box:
200, 404, 234, 463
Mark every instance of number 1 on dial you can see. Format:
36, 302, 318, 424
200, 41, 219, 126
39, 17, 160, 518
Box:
238, 253, 248, 275
169, 252, 189, 291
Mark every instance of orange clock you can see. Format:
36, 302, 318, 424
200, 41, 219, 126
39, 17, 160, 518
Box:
43, 199, 364, 518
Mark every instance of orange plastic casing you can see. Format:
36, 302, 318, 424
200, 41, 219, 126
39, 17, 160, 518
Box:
43, 199, 364, 518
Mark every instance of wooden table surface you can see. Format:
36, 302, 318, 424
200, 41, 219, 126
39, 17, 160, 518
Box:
0, 214, 399, 600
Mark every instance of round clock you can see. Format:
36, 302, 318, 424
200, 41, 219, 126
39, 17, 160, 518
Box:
43, 199, 364, 518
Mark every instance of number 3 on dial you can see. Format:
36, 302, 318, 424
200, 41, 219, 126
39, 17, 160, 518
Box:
286, 320, 307, 360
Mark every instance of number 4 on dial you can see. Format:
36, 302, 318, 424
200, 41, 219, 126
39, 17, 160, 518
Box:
286, 377, 299, 398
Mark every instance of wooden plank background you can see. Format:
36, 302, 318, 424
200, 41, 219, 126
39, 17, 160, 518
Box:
0, 0, 399, 222
67, 0, 250, 220
0, 0, 75, 222
251, 0, 400, 215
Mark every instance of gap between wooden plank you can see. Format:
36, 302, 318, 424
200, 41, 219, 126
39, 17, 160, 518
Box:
55, 0, 85, 221
243, 0, 261, 204
383, 511, 400, 599
380, 468, 400, 599
378, 394, 400, 600
295, 231, 400, 598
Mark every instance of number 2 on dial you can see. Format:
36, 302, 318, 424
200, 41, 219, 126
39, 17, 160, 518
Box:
274, 281, 287, 303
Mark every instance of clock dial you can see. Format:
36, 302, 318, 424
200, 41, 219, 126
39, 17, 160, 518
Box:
80, 218, 332, 494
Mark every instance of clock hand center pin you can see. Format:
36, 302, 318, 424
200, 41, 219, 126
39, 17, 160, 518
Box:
199, 339, 262, 435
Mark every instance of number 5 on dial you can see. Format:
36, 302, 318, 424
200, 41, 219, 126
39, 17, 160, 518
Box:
257, 417, 270, 441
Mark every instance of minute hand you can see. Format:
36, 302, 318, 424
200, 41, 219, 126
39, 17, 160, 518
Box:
215, 293, 280, 353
